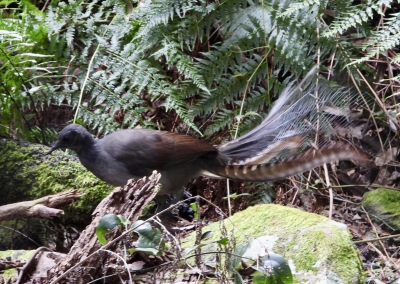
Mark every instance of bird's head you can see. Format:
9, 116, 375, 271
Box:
47, 124, 91, 155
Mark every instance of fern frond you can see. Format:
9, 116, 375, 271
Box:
351, 12, 400, 65
323, 0, 392, 38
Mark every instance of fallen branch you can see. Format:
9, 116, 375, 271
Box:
0, 190, 84, 221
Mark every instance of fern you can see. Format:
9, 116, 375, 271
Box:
326, 0, 391, 35
189, 0, 340, 135
352, 12, 400, 65
50, 0, 351, 136
280, 0, 328, 18
3, 0, 393, 143
0, 5, 60, 141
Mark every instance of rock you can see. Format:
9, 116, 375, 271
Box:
0, 138, 111, 209
362, 188, 400, 231
183, 204, 363, 283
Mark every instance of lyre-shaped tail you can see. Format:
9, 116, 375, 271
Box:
209, 67, 374, 181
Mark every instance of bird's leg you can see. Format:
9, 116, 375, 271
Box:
153, 190, 195, 221
177, 190, 195, 221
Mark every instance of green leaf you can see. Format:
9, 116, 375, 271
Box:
182, 244, 204, 257
230, 242, 251, 271
251, 253, 293, 284
96, 214, 127, 245
223, 193, 251, 200
131, 220, 162, 255
190, 202, 199, 219
216, 237, 229, 246
201, 231, 213, 240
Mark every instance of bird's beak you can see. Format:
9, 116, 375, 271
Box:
46, 142, 60, 155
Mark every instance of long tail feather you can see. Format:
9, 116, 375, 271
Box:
218, 68, 367, 166
211, 67, 374, 181
211, 141, 373, 181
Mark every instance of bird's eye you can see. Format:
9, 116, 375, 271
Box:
63, 136, 71, 142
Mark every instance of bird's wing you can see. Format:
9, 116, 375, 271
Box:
100, 129, 217, 176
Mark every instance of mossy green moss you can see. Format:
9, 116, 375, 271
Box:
0, 250, 35, 282
362, 188, 400, 230
183, 204, 363, 283
0, 249, 35, 260
0, 139, 113, 225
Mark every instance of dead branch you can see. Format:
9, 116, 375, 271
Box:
46, 171, 161, 284
0, 190, 84, 221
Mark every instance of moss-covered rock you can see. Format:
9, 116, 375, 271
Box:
0, 138, 113, 225
183, 204, 363, 283
362, 188, 400, 231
